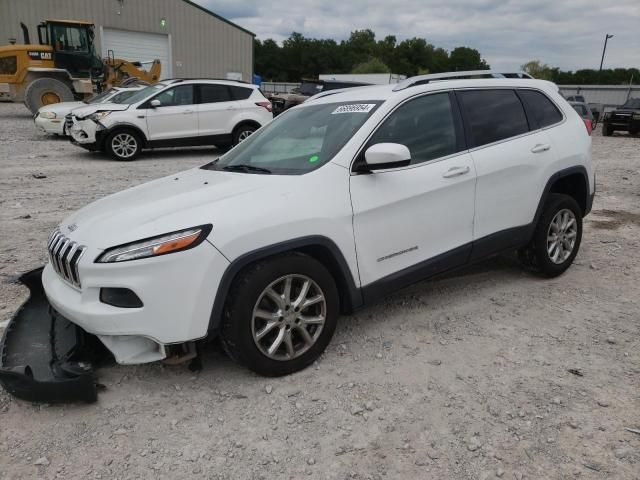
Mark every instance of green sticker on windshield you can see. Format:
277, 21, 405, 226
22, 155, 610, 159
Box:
309, 155, 319, 163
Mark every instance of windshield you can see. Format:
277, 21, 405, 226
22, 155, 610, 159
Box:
111, 90, 140, 104
202, 101, 382, 175
622, 98, 640, 109
123, 83, 168, 105
86, 88, 116, 104
298, 82, 324, 96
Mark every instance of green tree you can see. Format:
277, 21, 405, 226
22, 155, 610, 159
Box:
521, 59, 554, 80
351, 58, 391, 74
449, 47, 490, 71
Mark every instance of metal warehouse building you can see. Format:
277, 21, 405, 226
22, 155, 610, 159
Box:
0, 0, 254, 80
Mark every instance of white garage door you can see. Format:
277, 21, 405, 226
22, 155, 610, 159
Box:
102, 28, 171, 79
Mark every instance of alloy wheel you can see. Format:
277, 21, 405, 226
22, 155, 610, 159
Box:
251, 274, 326, 361
111, 133, 138, 159
237, 129, 254, 142
546, 208, 578, 264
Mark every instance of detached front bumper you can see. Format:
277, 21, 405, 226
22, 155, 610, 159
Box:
34, 115, 65, 135
0, 268, 110, 403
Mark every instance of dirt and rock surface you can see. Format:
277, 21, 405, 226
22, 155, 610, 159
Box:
0, 102, 639, 479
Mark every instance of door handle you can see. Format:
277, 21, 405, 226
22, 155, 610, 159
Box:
442, 166, 470, 178
531, 143, 551, 153
183, 110, 195, 114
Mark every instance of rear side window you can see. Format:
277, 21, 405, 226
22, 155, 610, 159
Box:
229, 86, 253, 100
368, 92, 459, 165
519, 90, 563, 128
458, 89, 529, 148
199, 84, 232, 103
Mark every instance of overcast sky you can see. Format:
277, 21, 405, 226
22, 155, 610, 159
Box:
196, 0, 639, 72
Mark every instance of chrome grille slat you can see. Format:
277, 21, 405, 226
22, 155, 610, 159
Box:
46, 229, 86, 288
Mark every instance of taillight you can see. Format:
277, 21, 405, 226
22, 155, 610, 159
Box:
255, 101, 272, 113
583, 118, 593, 135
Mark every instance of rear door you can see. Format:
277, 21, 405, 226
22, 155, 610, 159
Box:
350, 92, 476, 292
144, 84, 198, 143
456, 88, 558, 257
196, 84, 236, 140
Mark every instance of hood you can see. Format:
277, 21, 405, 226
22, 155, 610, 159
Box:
58, 167, 292, 250
72, 102, 130, 118
38, 101, 85, 115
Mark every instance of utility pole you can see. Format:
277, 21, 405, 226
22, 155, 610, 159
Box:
598, 34, 614, 81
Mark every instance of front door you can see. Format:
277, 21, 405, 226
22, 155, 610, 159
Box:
145, 84, 198, 144
350, 92, 476, 296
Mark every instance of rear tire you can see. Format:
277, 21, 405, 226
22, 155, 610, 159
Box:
220, 253, 339, 376
602, 124, 613, 136
232, 124, 257, 146
105, 129, 142, 161
24, 78, 74, 114
519, 193, 582, 277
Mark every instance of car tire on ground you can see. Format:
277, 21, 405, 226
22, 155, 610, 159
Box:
105, 129, 142, 161
602, 124, 613, 136
24, 78, 74, 114
518, 193, 583, 277
220, 252, 339, 377
232, 124, 257, 146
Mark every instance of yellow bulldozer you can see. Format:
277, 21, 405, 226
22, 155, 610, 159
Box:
0, 19, 161, 113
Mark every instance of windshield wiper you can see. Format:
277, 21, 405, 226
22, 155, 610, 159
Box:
223, 164, 272, 174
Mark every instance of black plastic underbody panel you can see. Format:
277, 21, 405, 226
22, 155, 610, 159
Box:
0, 268, 110, 403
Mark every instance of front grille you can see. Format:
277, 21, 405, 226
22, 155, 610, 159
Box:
47, 230, 86, 288
64, 114, 74, 131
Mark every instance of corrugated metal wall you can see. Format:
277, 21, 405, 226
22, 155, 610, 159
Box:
0, 0, 254, 80
559, 85, 639, 108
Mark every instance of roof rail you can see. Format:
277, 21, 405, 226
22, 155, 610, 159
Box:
162, 78, 251, 84
393, 70, 533, 91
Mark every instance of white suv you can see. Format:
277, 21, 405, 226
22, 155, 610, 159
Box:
41, 72, 594, 378
68, 79, 273, 160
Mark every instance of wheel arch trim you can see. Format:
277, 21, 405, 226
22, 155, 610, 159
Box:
533, 165, 591, 229
207, 236, 362, 334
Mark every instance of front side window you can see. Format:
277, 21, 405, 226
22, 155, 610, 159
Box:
154, 85, 194, 106
51, 25, 88, 52
365, 92, 459, 166
202, 101, 382, 175
199, 84, 231, 103
518, 89, 563, 128
458, 89, 530, 148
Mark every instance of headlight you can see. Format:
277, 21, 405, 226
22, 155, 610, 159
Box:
633, 113, 640, 120
96, 225, 212, 263
88, 111, 112, 122
39, 111, 56, 119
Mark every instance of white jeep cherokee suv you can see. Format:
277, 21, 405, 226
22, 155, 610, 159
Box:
69, 79, 273, 160
45, 72, 594, 375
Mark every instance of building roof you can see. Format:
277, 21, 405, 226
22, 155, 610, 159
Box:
181, 0, 255, 37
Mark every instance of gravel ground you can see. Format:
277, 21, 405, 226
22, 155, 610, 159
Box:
0, 102, 639, 480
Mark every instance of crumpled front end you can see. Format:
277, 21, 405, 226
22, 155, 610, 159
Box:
0, 268, 110, 403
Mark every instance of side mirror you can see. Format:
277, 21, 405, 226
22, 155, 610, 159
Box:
363, 143, 411, 171
150, 99, 161, 108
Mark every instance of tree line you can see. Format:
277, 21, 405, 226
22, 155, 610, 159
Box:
254, 30, 638, 85
254, 30, 489, 82
521, 60, 639, 85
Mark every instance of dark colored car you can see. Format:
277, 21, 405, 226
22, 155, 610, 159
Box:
269, 79, 371, 115
602, 98, 640, 136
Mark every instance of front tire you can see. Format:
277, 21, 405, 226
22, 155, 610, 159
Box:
220, 253, 339, 376
519, 193, 583, 277
24, 78, 74, 114
105, 129, 142, 161
602, 124, 613, 136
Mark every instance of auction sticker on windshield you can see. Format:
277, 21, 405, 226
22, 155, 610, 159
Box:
332, 104, 376, 114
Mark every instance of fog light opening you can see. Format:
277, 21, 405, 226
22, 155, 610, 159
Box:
100, 288, 143, 308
